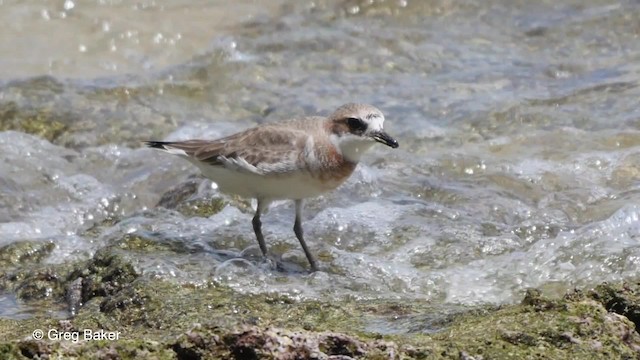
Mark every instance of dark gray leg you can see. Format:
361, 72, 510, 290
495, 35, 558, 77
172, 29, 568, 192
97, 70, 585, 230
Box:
252, 199, 268, 257
294, 199, 318, 271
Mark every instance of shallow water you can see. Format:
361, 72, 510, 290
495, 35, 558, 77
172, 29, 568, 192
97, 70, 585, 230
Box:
1, 0, 640, 328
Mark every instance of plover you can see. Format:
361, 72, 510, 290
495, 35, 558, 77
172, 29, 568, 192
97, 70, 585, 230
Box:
146, 103, 398, 271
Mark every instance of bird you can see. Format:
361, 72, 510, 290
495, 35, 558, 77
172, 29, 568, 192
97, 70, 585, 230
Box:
145, 103, 399, 271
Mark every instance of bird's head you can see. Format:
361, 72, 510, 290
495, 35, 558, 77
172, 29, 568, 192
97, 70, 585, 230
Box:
329, 103, 399, 162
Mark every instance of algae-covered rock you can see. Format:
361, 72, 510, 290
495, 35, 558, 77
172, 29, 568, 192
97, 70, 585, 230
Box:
0, 264, 65, 305
172, 325, 398, 360
156, 177, 201, 209
65, 249, 139, 315
0, 338, 176, 360
0, 247, 139, 317
69, 279, 373, 336
0, 241, 55, 268
115, 233, 176, 252
1, 247, 640, 360
0, 75, 178, 149
13, 267, 62, 301
175, 197, 226, 218
155, 177, 227, 218
590, 281, 640, 330
422, 287, 640, 359
0, 100, 70, 143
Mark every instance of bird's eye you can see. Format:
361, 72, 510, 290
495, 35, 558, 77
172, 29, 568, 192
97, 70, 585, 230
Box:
347, 117, 367, 133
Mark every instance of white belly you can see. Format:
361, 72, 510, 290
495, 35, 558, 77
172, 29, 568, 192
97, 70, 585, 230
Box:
196, 164, 342, 200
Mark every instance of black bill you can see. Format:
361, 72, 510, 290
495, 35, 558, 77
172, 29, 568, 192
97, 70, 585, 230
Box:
372, 131, 399, 148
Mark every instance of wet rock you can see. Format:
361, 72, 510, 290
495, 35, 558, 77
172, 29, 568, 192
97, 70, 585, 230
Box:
81, 217, 120, 240
156, 177, 227, 218
0, 100, 70, 143
429, 287, 640, 359
500, 330, 538, 346
459, 351, 482, 360
170, 328, 219, 359
0, 247, 139, 316
69, 250, 139, 307
175, 197, 226, 218
173, 325, 398, 360
590, 281, 640, 330
7, 75, 65, 94
0, 240, 55, 268
15, 340, 51, 359
521, 288, 560, 311
99, 286, 146, 315
13, 267, 61, 301
66, 277, 84, 316
2, 275, 640, 359
156, 177, 201, 209
0, 75, 176, 149
115, 233, 174, 252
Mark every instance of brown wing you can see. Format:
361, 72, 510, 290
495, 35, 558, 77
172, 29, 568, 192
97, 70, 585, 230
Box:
147, 124, 313, 175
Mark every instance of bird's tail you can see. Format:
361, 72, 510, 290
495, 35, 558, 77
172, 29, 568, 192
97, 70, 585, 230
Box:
143, 141, 192, 156
144, 141, 171, 150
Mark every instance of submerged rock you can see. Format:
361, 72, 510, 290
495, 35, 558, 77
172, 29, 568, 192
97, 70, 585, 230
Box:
0, 100, 70, 143
0, 75, 176, 149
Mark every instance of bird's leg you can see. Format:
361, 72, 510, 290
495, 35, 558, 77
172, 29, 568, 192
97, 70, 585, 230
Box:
252, 199, 268, 257
294, 199, 319, 272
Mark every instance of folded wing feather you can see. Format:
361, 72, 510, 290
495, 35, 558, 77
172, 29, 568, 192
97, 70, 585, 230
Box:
149, 125, 311, 176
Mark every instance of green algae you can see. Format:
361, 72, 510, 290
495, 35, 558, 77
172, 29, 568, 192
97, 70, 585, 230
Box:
115, 233, 174, 252
0, 241, 55, 269
0, 75, 185, 149
82, 216, 121, 240
415, 288, 640, 359
0, 101, 69, 143
0, 248, 139, 320
590, 281, 640, 330
175, 197, 226, 218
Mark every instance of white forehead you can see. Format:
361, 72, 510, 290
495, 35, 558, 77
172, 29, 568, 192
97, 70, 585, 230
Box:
330, 103, 386, 131
362, 111, 385, 131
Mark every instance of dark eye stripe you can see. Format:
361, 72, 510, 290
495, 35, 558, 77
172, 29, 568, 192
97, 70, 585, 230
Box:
347, 117, 367, 133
